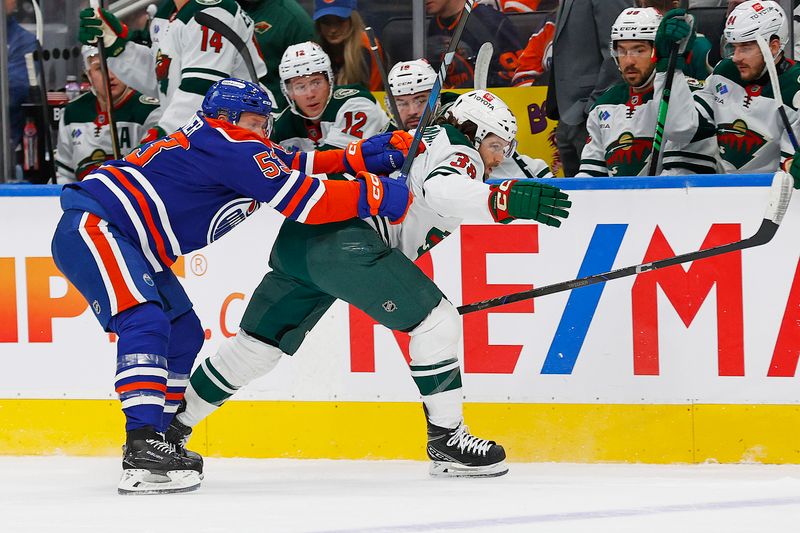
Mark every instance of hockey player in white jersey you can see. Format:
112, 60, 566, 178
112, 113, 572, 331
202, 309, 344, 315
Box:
56, 46, 162, 183
78, 0, 268, 137
271, 41, 389, 150
387, 58, 554, 179
675, 1, 800, 173
171, 90, 571, 479
577, 7, 717, 177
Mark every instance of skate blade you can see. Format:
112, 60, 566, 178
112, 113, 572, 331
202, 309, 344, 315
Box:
118, 469, 201, 495
429, 460, 509, 478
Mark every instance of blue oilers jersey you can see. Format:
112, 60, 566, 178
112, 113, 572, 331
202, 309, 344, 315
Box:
61, 113, 334, 273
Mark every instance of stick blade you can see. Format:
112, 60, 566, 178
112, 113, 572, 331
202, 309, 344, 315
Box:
765, 171, 793, 225
474, 42, 493, 90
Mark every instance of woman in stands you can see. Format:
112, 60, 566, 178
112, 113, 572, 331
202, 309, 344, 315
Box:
312, 0, 386, 90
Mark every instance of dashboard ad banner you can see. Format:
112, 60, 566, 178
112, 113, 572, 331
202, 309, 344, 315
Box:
1, 177, 798, 404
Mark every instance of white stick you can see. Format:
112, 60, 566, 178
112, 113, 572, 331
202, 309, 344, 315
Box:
31, 0, 43, 44
473, 42, 493, 90
756, 34, 799, 151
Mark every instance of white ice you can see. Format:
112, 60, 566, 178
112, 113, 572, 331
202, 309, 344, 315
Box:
2, 457, 800, 533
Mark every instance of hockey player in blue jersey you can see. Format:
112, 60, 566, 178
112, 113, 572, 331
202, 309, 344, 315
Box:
50, 78, 414, 495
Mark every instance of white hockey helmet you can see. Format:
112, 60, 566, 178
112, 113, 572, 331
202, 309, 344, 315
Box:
610, 7, 662, 44
723, 0, 788, 53
278, 41, 334, 120
387, 59, 437, 96
446, 90, 518, 156
81, 45, 99, 71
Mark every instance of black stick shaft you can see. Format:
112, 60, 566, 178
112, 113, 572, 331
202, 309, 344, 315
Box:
458, 219, 777, 315
648, 44, 678, 176
365, 27, 403, 130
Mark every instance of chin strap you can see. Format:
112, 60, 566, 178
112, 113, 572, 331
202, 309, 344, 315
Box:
632, 68, 657, 92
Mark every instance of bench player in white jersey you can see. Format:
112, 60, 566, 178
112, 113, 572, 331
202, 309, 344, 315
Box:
78, 0, 268, 138
171, 90, 571, 479
271, 41, 389, 151
56, 46, 162, 183
577, 8, 718, 177
387, 58, 554, 179
676, 1, 800, 173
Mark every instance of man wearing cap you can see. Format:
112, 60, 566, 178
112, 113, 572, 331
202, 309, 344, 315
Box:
55, 46, 162, 183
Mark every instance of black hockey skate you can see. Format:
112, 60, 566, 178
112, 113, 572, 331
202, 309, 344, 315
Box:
118, 426, 202, 495
165, 402, 204, 476
426, 419, 508, 478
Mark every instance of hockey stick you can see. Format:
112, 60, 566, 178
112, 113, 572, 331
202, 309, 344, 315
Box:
473, 42, 493, 90
399, 0, 477, 180
29, 0, 55, 182
457, 172, 793, 315
756, 34, 800, 151
648, 14, 694, 176
195, 11, 258, 83
90, 0, 121, 159
365, 27, 403, 130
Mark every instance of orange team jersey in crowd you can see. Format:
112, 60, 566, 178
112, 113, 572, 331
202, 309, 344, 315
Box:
491, 0, 548, 12
512, 21, 555, 87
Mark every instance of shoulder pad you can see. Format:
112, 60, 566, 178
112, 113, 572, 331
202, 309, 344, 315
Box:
686, 77, 705, 91
592, 83, 630, 109
712, 59, 742, 83
333, 88, 360, 99
139, 95, 160, 105
439, 124, 473, 148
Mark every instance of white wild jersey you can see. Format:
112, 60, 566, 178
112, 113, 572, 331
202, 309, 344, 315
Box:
108, 0, 267, 133
578, 71, 717, 176
688, 58, 800, 173
272, 85, 390, 150
367, 124, 496, 260
55, 91, 161, 183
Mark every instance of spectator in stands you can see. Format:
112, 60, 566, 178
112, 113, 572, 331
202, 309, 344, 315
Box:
638, 0, 714, 78
272, 41, 389, 151
425, 0, 523, 88
313, 0, 386, 91
511, 17, 555, 86
55, 46, 161, 183
237, 0, 314, 111
544, 0, 628, 176
6, 0, 38, 150
478, 0, 558, 12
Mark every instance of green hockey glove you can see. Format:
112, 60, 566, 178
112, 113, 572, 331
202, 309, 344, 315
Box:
79, 7, 129, 57
488, 180, 571, 227
654, 9, 695, 73
789, 152, 800, 190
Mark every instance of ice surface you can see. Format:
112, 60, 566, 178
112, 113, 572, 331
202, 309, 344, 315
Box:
1, 457, 800, 533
